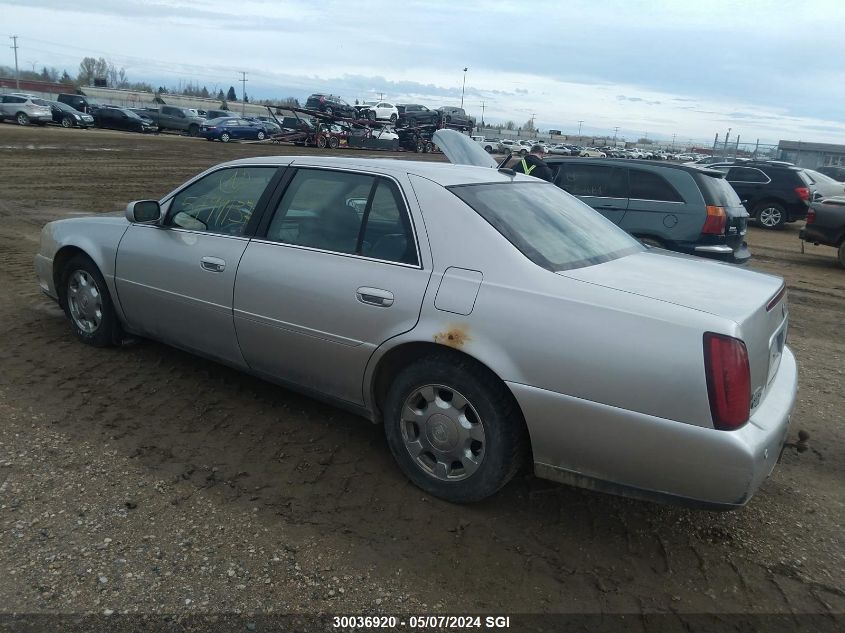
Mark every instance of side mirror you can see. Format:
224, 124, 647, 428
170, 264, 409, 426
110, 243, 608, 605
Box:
125, 200, 161, 224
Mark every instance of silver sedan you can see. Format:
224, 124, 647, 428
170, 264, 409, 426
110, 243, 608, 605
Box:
34, 131, 797, 508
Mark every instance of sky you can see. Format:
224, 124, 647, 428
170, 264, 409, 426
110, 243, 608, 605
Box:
1, 0, 843, 146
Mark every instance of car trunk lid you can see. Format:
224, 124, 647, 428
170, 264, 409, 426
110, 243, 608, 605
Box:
560, 251, 789, 420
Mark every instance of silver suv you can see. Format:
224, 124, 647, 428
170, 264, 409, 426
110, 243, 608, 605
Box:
0, 93, 53, 126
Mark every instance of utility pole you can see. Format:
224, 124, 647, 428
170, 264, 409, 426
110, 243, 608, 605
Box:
239, 71, 248, 115
480, 101, 486, 127
577, 120, 584, 139
460, 67, 468, 109
10, 36, 20, 90
530, 112, 536, 136
377, 92, 385, 100
613, 126, 619, 145
671, 133, 676, 151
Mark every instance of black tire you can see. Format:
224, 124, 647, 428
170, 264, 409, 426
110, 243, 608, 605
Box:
383, 353, 527, 503
257, 130, 266, 140
59, 254, 121, 347
390, 113, 397, 123
754, 202, 786, 230
317, 135, 327, 149
424, 142, 433, 153
484, 145, 493, 153
61, 116, 74, 128
415, 139, 424, 153
16, 112, 29, 126
324, 107, 333, 117
328, 136, 339, 149
188, 124, 199, 137
445, 115, 452, 123
368, 110, 376, 121
220, 132, 231, 143
838, 241, 845, 269
519, 149, 528, 156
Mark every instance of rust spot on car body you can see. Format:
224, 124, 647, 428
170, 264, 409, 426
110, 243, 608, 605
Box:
434, 325, 470, 348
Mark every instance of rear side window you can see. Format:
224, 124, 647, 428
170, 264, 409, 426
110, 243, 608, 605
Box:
3, 96, 26, 104
555, 164, 627, 198
726, 167, 769, 183
629, 170, 683, 202
693, 172, 744, 208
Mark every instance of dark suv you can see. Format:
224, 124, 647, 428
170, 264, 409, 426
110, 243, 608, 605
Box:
543, 158, 750, 263
396, 104, 441, 127
437, 106, 474, 131
709, 161, 814, 229
304, 94, 357, 118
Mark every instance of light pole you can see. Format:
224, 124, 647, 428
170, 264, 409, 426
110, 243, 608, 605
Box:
577, 120, 583, 139
460, 67, 468, 109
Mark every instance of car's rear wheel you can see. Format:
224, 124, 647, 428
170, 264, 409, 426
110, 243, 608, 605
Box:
368, 111, 376, 121
317, 135, 327, 149
61, 116, 73, 128
60, 255, 120, 347
390, 113, 397, 123
328, 136, 339, 149
415, 139, 424, 153
16, 112, 29, 126
383, 354, 526, 503
220, 132, 231, 143
755, 202, 786, 229
257, 130, 266, 140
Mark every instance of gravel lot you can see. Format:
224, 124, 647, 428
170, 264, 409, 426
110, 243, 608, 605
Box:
0, 125, 843, 628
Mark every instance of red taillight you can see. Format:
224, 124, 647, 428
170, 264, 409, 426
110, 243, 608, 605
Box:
703, 333, 750, 430
701, 205, 727, 235
795, 187, 810, 201
806, 208, 816, 224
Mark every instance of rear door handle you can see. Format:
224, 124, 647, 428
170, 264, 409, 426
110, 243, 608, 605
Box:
356, 287, 394, 307
200, 256, 226, 272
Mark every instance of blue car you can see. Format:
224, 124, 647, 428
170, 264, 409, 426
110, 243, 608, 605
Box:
200, 117, 268, 143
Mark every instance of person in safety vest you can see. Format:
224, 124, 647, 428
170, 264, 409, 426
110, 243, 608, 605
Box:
512, 144, 553, 181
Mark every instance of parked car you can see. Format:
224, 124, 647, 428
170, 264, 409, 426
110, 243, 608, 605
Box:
305, 94, 357, 118
800, 196, 845, 267
708, 161, 814, 229
94, 107, 158, 133
817, 166, 845, 181
246, 117, 281, 136
46, 100, 95, 128
803, 169, 845, 199
56, 93, 99, 114
140, 106, 205, 136
499, 139, 521, 154
0, 93, 53, 126
34, 129, 796, 509
200, 117, 268, 142
580, 148, 607, 158
396, 104, 441, 127
543, 157, 750, 263
437, 106, 474, 131
472, 136, 503, 153
548, 144, 572, 155
356, 101, 399, 123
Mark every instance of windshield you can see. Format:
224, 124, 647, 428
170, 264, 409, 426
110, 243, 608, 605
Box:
125, 110, 142, 120
448, 182, 643, 271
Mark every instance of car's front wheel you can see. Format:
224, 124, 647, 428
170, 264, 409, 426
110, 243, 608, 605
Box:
220, 132, 231, 143
383, 354, 526, 503
60, 255, 120, 347
755, 202, 786, 229
16, 112, 29, 126
257, 130, 266, 140
328, 136, 339, 149
61, 116, 74, 128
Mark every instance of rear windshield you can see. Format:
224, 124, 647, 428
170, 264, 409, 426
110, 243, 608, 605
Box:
448, 182, 643, 272
693, 171, 744, 208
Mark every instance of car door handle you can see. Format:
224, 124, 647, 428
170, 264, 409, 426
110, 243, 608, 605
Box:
356, 287, 394, 307
200, 256, 226, 272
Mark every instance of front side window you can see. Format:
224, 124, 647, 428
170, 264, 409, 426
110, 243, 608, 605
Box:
555, 164, 627, 198
167, 167, 276, 235
449, 182, 643, 271
266, 169, 417, 264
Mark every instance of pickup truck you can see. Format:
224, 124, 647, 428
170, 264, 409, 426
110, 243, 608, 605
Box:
140, 105, 205, 136
800, 196, 845, 267
437, 106, 474, 131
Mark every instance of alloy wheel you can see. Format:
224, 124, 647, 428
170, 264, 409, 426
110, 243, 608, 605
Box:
67, 270, 103, 334
400, 384, 486, 482
758, 207, 782, 228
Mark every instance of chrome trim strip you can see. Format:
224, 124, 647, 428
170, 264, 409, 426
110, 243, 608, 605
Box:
248, 238, 422, 269
694, 245, 734, 253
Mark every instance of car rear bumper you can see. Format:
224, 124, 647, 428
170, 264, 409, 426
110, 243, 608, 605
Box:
509, 347, 796, 509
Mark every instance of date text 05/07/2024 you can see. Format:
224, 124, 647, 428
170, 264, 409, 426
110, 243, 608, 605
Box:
332, 615, 511, 629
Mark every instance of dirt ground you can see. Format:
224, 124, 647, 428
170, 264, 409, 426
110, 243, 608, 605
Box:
0, 124, 843, 625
